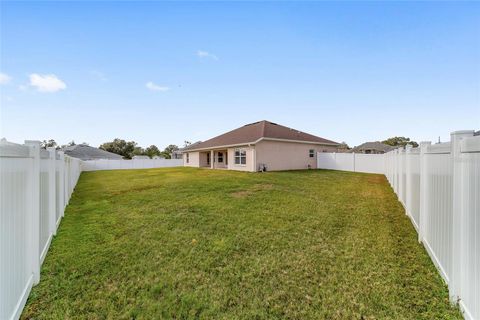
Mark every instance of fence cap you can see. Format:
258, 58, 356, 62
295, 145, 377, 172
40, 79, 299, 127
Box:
0, 140, 31, 157
451, 130, 475, 136
24, 140, 41, 146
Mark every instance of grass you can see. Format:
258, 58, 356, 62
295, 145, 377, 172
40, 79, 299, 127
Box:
22, 167, 461, 319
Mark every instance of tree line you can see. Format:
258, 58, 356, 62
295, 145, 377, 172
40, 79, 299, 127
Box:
337, 136, 419, 150
40, 139, 192, 159
99, 139, 186, 159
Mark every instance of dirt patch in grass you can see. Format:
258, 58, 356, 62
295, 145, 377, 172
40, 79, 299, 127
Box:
230, 183, 274, 198
231, 190, 252, 198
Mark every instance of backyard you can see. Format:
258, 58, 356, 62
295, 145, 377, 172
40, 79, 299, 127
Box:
22, 167, 461, 319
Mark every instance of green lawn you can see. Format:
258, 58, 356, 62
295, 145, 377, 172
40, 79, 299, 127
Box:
22, 168, 461, 319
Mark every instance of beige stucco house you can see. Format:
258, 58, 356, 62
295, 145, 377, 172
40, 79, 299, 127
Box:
183, 121, 340, 172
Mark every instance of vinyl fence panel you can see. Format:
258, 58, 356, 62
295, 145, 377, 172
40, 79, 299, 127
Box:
316, 153, 338, 170
39, 150, 52, 265
423, 145, 453, 284
354, 153, 385, 174
317, 153, 385, 174
405, 148, 421, 229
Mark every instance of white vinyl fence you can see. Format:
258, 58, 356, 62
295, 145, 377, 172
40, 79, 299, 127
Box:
318, 130, 480, 320
82, 158, 183, 171
1, 141, 185, 319
317, 152, 385, 174
0, 139, 82, 320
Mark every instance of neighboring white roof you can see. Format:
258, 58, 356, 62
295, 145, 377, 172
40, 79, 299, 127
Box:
62, 144, 123, 160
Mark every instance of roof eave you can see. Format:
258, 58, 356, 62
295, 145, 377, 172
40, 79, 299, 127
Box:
184, 137, 339, 152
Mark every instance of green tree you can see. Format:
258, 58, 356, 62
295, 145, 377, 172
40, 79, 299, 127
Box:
382, 136, 418, 148
60, 140, 76, 149
41, 139, 58, 149
161, 144, 179, 159
338, 141, 350, 150
132, 146, 145, 156
99, 139, 138, 159
145, 145, 161, 158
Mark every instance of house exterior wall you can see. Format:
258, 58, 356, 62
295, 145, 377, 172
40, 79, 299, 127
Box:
184, 141, 337, 172
227, 146, 255, 172
255, 140, 338, 171
183, 151, 200, 167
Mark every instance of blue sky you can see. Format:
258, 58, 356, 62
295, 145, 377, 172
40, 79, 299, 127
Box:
1, 1, 479, 148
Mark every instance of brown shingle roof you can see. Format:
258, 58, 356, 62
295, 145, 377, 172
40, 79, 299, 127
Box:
187, 121, 339, 151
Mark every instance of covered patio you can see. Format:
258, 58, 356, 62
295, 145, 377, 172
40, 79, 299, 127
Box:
199, 149, 228, 169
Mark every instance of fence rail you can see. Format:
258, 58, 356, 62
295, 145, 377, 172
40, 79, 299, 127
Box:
318, 130, 480, 320
0, 139, 82, 320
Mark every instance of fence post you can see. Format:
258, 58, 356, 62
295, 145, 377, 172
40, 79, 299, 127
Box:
64, 156, 69, 205
405, 144, 412, 216
47, 147, 57, 235
418, 141, 431, 243
394, 148, 399, 194
58, 151, 65, 216
450, 130, 474, 303
397, 148, 401, 194
25, 140, 41, 284
352, 152, 356, 172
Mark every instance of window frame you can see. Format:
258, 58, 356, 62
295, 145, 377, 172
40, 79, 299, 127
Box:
309, 149, 315, 158
186, 153, 189, 163
217, 152, 223, 163
234, 148, 247, 166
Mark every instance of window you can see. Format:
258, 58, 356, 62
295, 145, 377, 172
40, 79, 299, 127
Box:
217, 152, 223, 163
309, 149, 315, 158
234, 149, 246, 165
186, 153, 189, 163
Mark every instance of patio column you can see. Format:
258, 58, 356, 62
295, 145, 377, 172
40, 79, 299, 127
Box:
210, 150, 214, 169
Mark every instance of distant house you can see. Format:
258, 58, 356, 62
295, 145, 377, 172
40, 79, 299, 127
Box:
172, 141, 202, 159
351, 142, 394, 154
182, 120, 340, 172
62, 144, 123, 160
132, 155, 164, 160
132, 155, 150, 160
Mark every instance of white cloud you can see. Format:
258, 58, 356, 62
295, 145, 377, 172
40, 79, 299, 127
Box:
146, 81, 170, 92
90, 70, 107, 81
0, 73, 11, 85
196, 50, 219, 60
29, 73, 66, 92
